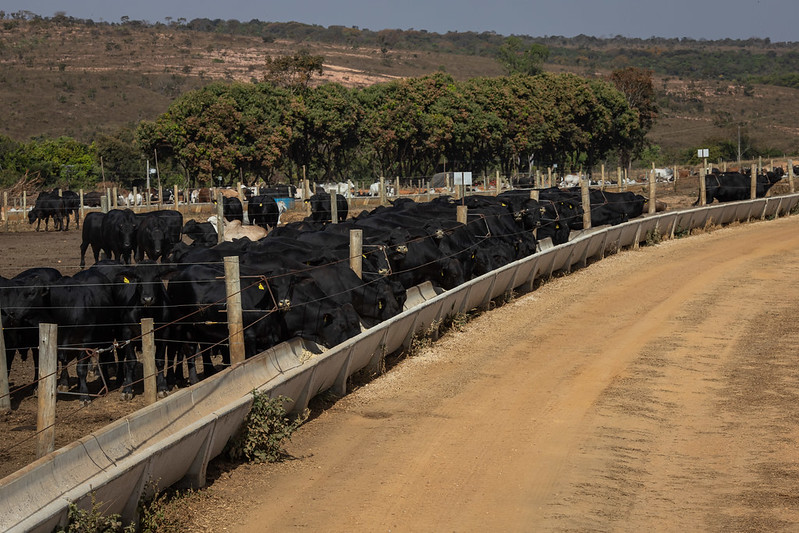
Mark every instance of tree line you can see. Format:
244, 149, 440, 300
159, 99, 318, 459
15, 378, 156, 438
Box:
134, 71, 644, 187
0, 71, 647, 190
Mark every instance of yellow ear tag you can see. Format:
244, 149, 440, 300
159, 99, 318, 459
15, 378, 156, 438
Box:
378, 301, 383, 310
123, 277, 130, 284
258, 283, 265, 290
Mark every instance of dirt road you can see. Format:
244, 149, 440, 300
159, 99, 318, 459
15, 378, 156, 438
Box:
178, 216, 799, 532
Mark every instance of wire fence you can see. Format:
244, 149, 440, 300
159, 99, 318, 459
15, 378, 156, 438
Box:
0, 179, 795, 464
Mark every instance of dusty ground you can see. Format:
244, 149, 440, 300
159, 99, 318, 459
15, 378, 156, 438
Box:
169, 215, 799, 532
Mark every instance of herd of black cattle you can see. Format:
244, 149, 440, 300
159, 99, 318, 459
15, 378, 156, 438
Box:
1, 166, 791, 405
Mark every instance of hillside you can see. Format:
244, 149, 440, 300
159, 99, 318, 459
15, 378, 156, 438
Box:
0, 17, 797, 160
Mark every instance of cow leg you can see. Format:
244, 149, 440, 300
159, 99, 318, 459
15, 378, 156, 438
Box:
75, 354, 91, 405
57, 353, 70, 392
79, 241, 90, 269
120, 344, 136, 401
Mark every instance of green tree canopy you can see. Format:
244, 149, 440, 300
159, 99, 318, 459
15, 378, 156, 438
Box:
497, 37, 549, 76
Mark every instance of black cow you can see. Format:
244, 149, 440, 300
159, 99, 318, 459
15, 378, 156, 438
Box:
308, 192, 348, 223
135, 215, 168, 262
248, 195, 281, 229
93, 260, 172, 399
164, 262, 286, 385
137, 210, 183, 260
79, 212, 106, 268
0, 268, 61, 386
182, 219, 218, 247
83, 191, 103, 207
47, 269, 116, 404
214, 196, 243, 223
101, 209, 138, 264
696, 170, 784, 205
60, 190, 81, 229
28, 192, 66, 231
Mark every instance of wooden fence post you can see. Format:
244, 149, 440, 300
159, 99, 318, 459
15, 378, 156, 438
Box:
350, 229, 363, 279
457, 205, 468, 225
224, 256, 245, 366
617, 166, 623, 191
699, 169, 707, 206
547, 167, 552, 188
673, 165, 679, 193
600, 164, 605, 191
0, 303, 10, 411
380, 176, 386, 206
788, 160, 795, 194
395, 176, 400, 199
495, 170, 501, 196
750, 165, 757, 200
174, 184, 180, 210
100, 194, 109, 214
23, 190, 27, 221
3, 191, 7, 231
330, 191, 338, 224
581, 176, 591, 230
141, 318, 157, 405
216, 190, 225, 243
37, 323, 57, 459
78, 189, 84, 225
649, 168, 657, 214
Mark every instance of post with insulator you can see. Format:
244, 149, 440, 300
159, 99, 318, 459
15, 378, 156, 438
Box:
36, 323, 57, 458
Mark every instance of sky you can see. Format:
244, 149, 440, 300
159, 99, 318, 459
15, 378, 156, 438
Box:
1, 0, 795, 43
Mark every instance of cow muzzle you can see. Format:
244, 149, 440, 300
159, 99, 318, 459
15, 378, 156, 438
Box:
395, 245, 408, 254
277, 299, 291, 310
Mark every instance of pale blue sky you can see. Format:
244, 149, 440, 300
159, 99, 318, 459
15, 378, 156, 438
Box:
1, 0, 795, 42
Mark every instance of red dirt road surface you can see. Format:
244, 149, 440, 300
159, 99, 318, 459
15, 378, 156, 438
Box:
178, 215, 799, 531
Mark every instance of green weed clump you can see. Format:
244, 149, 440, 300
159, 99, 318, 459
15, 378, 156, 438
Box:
55, 492, 134, 533
226, 392, 308, 463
